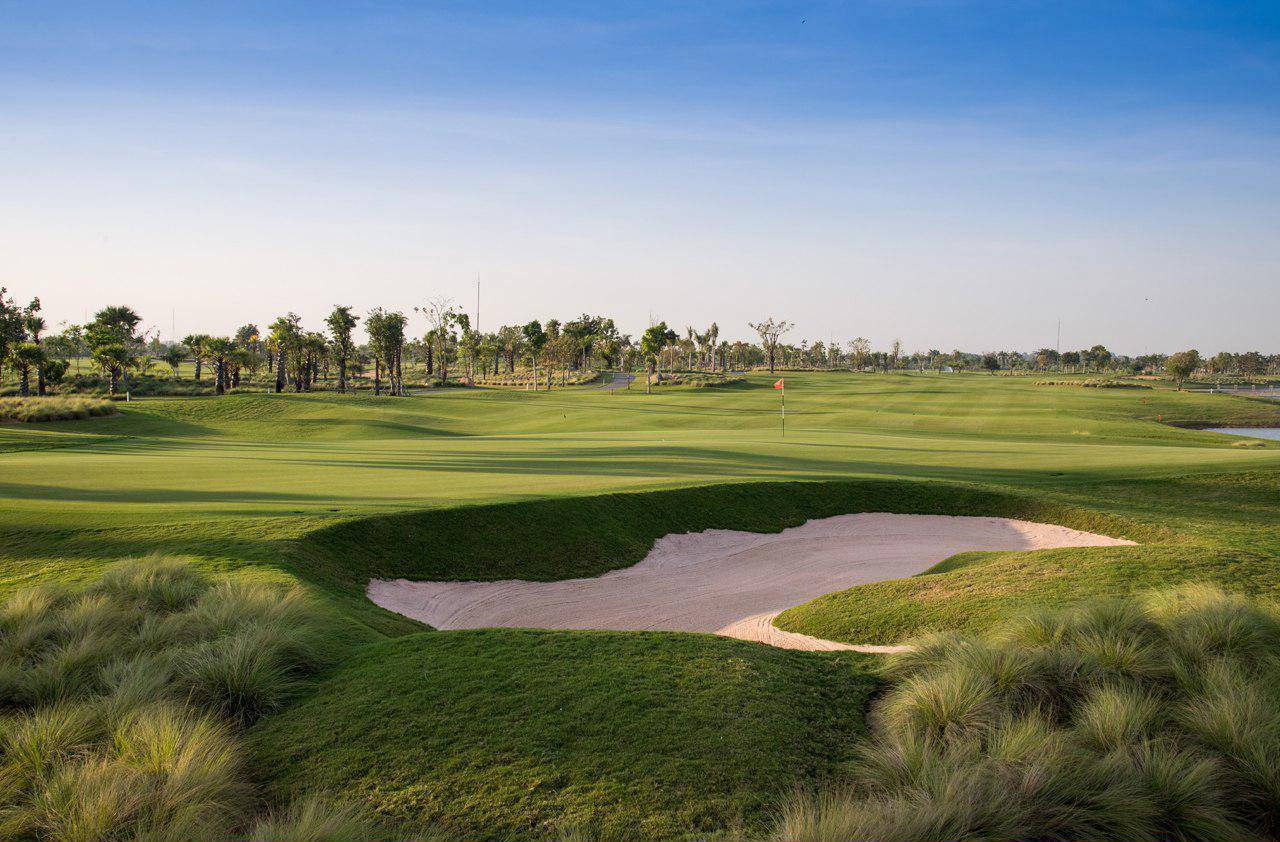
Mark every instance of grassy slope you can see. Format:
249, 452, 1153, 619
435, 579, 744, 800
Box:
776, 469, 1280, 643
249, 630, 878, 841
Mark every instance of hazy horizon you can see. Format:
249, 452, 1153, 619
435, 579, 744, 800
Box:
3, 1, 1277, 355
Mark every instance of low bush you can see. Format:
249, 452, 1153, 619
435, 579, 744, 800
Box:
0, 396, 117, 422
651, 372, 745, 388
1034, 378, 1149, 389
0, 556, 349, 841
777, 585, 1280, 842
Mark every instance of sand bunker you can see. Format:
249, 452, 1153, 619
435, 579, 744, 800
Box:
368, 513, 1134, 651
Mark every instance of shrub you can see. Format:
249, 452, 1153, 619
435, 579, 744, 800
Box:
0, 396, 117, 422
1034, 379, 1148, 388
650, 372, 745, 388
780, 585, 1280, 841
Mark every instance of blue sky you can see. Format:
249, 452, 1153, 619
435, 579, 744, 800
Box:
2, 1, 1277, 352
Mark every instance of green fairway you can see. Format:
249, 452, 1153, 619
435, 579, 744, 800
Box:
3, 372, 1279, 837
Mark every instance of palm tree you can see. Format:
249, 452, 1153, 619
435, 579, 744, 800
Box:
325, 306, 359, 394
22, 299, 46, 395
267, 315, 301, 393
203, 337, 234, 395
92, 344, 131, 395
182, 334, 209, 381
162, 344, 186, 377
641, 322, 675, 394
87, 306, 142, 392
10, 343, 44, 397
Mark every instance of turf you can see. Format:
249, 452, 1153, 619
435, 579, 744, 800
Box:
249, 629, 878, 841
2, 371, 1279, 836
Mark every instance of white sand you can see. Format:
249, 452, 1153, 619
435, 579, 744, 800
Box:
367, 513, 1134, 651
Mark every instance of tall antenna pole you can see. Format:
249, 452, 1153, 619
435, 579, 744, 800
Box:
475, 274, 480, 333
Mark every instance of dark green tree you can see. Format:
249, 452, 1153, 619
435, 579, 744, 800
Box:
325, 306, 359, 394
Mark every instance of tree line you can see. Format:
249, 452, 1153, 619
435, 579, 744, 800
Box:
2, 287, 1276, 398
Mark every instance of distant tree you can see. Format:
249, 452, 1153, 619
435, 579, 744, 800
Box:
182, 334, 210, 381
21, 298, 47, 395
203, 337, 234, 395
91, 344, 131, 395
1060, 350, 1081, 371
10, 343, 44, 396
0, 289, 24, 384
564, 314, 610, 371
982, 353, 1001, 373
640, 322, 676, 394
86, 306, 142, 394
234, 324, 262, 376
1166, 350, 1201, 391
1238, 351, 1265, 376
456, 314, 483, 384
43, 357, 69, 386
847, 337, 871, 370
44, 325, 85, 373
161, 344, 186, 378
325, 306, 359, 394
749, 318, 793, 374
498, 325, 523, 374
1087, 344, 1112, 372
1034, 348, 1059, 370
366, 310, 408, 395
267, 314, 302, 393
521, 320, 547, 390
416, 298, 459, 386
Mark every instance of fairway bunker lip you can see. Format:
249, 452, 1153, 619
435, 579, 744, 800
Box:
367, 513, 1135, 651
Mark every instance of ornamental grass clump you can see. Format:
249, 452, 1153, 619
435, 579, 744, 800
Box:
0, 396, 117, 422
778, 584, 1280, 842
0, 556, 339, 841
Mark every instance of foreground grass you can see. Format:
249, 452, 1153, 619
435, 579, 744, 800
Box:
0, 557, 407, 841
251, 630, 878, 841
778, 586, 1280, 841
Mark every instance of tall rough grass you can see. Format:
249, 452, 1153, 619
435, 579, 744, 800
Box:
0, 396, 117, 423
0, 556, 348, 841
778, 584, 1280, 842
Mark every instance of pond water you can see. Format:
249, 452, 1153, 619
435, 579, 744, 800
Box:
1206, 427, 1280, 441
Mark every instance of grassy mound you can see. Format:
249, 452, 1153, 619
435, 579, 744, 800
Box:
776, 470, 1280, 646
778, 586, 1280, 841
250, 630, 878, 841
0, 396, 117, 422
294, 479, 1150, 599
774, 543, 1280, 645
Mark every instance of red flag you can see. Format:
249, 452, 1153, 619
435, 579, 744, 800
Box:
774, 378, 785, 390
